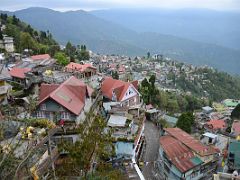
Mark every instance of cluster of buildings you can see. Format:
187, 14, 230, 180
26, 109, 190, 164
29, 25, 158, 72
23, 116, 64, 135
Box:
1, 50, 240, 179
0, 52, 147, 179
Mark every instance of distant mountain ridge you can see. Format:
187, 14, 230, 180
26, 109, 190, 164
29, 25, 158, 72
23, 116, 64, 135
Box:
92, 8, 240, 50
1, 7, 240, 74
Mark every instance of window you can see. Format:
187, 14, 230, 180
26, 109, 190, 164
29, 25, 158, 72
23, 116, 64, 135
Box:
61, 112, 70, 120
37, 111, 45, 118
40, 103, 46, 110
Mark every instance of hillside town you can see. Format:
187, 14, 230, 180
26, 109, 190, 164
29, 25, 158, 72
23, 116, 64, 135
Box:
1, 14, 240, 180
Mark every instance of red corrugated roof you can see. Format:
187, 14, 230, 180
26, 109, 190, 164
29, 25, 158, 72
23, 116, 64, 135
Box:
31, 54, 50, 61
9, 68, 31, 79
131, 80, 138, 90
39, 76, 93, 115
164, 128, 217, 156
39, 84, 59, 101
101, 77, 139, 102
160, 136, 196, 173
65, 62, 96, 73
206, 119, 226, 130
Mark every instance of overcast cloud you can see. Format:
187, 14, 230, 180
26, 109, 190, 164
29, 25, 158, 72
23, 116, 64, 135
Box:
0, 0, 240, 11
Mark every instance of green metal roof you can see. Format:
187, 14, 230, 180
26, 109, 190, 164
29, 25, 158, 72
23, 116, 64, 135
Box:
223, 99, 239, 107
190, 156, 203, 166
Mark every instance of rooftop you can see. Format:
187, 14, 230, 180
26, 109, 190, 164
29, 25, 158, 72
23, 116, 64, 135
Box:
203, 132, 218, 139
0, 65, 11, 80
160, 135, 203, 173
164, 128, 217, 156
31, 54, 50, 61
206, 119, 226, 130
39, 76, 93, 115
101, 77, 138, 102
223, 99, 240, 107
9, 67, 31, 79
65, 62, 96, 72
107, 115, 127, 127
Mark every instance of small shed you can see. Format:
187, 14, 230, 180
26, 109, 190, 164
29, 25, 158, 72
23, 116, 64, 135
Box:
202, 106, 213, 114
107, 115, 127, 127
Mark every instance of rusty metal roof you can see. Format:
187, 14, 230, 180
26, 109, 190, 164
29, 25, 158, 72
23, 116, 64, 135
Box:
164, 128, 217, 156
160, 135, 203, 173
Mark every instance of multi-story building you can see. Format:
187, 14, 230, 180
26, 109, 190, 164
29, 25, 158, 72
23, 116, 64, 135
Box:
158, 128, 219, 180
101, 77, 140, 107
0, 35, 14, 52
34, 76, 94, 124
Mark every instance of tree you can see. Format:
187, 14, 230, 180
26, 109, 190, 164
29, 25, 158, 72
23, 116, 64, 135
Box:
149, 74, 156, 88
167, 99, 179, 113
58, 115, 115, 178
77, 44, 90, 61
140, 78, 151, 104
112, 71, 119, 80
0, 30, 3, 39
12, 15, 19, 25
40, 31, 47, 40
147, 52, 151, 59
157, 91, 168, 109
54, 52, 69, 66
176, 112, 194, 133
25, 25, 34, 36
0, 14, 8, 22
231, 104, 240, 120
65, 41, 73, 56
19, 32, 37, 51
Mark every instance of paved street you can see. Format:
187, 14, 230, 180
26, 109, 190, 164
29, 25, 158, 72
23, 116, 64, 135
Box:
142, 120, 161, 180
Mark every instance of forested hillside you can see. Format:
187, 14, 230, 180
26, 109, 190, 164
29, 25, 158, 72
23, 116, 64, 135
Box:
0, 13, 60, 55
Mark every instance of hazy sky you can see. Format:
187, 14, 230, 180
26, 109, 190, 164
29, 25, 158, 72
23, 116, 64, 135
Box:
1, 0, 240, 11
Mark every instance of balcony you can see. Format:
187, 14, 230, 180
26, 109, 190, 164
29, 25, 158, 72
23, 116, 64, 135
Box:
0, 85, 10, 95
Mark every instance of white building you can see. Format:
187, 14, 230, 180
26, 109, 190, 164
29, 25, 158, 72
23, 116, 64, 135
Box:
0, 35, 14, 52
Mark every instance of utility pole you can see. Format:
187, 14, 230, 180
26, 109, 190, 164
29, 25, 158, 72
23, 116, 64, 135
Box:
46, 128, 57, 180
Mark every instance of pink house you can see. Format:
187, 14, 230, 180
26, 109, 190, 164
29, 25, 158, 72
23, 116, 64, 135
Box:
101, 77, 140, 107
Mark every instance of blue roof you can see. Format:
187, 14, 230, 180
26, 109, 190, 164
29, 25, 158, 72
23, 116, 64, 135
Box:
115, 142, 134, 158
164, 115, 178, 125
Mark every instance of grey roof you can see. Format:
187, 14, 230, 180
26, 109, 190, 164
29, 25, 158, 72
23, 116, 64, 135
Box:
163, 115, 178, 125
107, 115, 127, 127
103, 102, 120, 112
203, 132, 218, 139
146, 108, 159, 114
0, 65, 11, 80
202, 106, 213, 112
115, 142, 134, 157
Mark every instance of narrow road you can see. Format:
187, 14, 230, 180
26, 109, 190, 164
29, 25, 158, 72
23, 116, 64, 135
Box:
142, 120, 160, 180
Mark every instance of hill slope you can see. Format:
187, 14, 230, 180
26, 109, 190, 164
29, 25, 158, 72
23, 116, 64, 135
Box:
4, 7, 240, 74
0, 12, 59, 55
